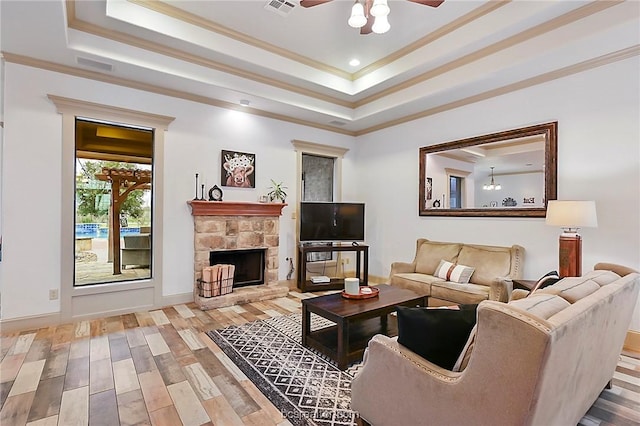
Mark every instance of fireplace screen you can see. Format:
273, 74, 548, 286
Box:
209, 248, 266, 288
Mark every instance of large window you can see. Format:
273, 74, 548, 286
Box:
449, 176, 463, 209
74, 118, 153, 286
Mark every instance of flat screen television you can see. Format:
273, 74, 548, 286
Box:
299, 202, 365, 242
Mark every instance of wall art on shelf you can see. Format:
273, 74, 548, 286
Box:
425, 177, 433, 201
221, 150, 255, 188
502, 197, 517, 207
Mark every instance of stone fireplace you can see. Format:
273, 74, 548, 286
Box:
188, 200, 290, 310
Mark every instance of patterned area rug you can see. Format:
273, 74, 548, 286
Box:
207, 313, 358, 426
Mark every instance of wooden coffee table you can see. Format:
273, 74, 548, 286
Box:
301, 284, 427, 370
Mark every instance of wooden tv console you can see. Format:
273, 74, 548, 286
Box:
297, 243, 368, 292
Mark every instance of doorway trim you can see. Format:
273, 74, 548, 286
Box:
291, 139, 349, 204
291, 140, 349, 277
49, 95, 174, 322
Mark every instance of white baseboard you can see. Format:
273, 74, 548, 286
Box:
0, 292, 194, 333
161, 292, 194, 307
368, 274, 387, 284
0, 312, 62, 333
624, 330, 640, 353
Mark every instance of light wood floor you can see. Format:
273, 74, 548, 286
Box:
1, 290, 639, 426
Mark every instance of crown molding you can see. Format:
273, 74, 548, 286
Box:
131, 0, 353, 80
5, 43, 637, 137
354, 0, 624, 107
65, 1, 355, 109
355, 45, 640, 135
63, 0, 509, 108
352, 0, 509, 80
2, 52, 356, 136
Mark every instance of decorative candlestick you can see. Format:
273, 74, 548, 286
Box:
193, 173, 199, 200
201, 184, 205, 201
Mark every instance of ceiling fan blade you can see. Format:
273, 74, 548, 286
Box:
407, 0, 445, 7
360, 13, 374, 35
299, 0, 333, 7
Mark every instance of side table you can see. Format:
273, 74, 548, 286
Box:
512, 279, 537, 291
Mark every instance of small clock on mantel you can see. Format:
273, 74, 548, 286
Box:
208, 185, 223, 201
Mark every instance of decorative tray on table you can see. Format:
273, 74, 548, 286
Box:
341, 286, 379, 299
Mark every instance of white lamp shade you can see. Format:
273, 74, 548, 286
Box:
372, 14, 390, 34
546, 200, 598, 228
371, 0, 390, 17
348, 2, 367, 28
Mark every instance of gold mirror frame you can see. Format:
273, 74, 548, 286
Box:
419, 122, 557, 217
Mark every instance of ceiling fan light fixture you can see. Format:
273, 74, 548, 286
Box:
348, 1, 367, 28
372, 14, 390, 34
370, 0, 390, 17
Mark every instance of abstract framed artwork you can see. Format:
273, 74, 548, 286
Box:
426, 177, 433, 200
221, 150, 255, 188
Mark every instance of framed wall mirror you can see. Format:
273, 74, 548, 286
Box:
419, 122, 557, 217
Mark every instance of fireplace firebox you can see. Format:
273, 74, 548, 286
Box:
210, 248, 266, 288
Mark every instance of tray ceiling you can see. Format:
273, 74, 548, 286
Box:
1, 0, 638, 135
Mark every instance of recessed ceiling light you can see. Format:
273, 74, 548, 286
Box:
349, 59, 360, 67
239, 99, 250, 107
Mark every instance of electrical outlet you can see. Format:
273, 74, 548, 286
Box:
49, 289, 59, 300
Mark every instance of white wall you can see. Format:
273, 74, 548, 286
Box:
357, 57, 640, 330
1, 58, 638, 330
0, 63, 356, 320
475, 172, 544, 208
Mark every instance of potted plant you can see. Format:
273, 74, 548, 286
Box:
267, 180, 287, 203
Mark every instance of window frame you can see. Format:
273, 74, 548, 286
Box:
49, 95, 174, 322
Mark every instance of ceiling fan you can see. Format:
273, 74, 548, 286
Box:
299, 0, 444, 35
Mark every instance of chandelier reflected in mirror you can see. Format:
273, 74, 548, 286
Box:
483, 167, 501, 191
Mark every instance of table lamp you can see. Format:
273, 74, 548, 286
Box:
545, 200, 598, 277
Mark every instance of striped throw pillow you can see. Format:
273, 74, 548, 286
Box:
434, 260, 475, 284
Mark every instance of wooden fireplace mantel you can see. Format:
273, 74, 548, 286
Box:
187, 200, 287, 217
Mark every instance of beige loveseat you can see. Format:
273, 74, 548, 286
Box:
352, 267, 640, 426
390, 238, 524, 303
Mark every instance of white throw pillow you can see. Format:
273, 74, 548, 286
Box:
434, 259, 475, 284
